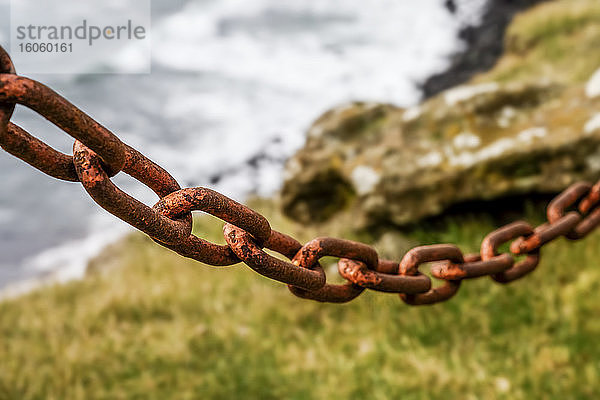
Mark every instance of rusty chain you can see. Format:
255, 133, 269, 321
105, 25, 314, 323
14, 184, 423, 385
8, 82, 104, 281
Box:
2, 45, 600, 305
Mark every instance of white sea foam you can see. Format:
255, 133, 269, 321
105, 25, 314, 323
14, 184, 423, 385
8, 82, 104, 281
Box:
95, 0, 490, 202
141, 0, 489, 196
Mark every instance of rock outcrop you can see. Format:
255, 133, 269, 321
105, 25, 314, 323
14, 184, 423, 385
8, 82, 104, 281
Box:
281, 0, 600, 228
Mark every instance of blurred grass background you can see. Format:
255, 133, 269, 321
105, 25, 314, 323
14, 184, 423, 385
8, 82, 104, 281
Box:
1, 200, 599, 400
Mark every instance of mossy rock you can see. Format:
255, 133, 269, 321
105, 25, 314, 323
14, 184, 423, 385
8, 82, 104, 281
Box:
281, 73, 600, 228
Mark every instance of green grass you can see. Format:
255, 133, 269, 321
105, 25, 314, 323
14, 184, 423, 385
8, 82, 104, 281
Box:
474, 0, 600, 85
1, 201, 600, 400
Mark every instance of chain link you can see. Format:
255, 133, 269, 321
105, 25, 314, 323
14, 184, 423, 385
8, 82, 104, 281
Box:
1, 45, 599, 305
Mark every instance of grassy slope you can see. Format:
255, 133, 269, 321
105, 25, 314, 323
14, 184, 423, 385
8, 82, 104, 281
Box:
475, 0, 600, 85
3, 0, 600, 398
1, 201, 600, 400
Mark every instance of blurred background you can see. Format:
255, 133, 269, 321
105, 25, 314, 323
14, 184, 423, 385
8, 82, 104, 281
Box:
1, 0, 600, 398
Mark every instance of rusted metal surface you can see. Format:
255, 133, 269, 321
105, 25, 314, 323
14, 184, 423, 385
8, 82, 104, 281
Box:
579, 181, 600, 214
0, 43, 77, 181
338, 258, 431, 294
288, 278, 365, 303
263, 229, 304, 260
73, 141, 192, 245
154, 187, 271, 242
288, 237, 379, 303
0, 49, 78, 182
570, 208, 600, 239
0, 74, 126, 178
2, 43, 600, 306
223, 224, 325, 290
6, 123, 78, 181
431, 253, 513, 280
548, 182, 600, 240
0, 46, 15, 75
481, 221, 540, 283
510, 213, 581, 254
398, 245, 463, 305
0, 47, 17, 183
548, 182, 592, 222
153, 187, 271, 266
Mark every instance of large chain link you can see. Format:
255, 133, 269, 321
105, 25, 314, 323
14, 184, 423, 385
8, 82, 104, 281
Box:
2, 45, 600, 305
